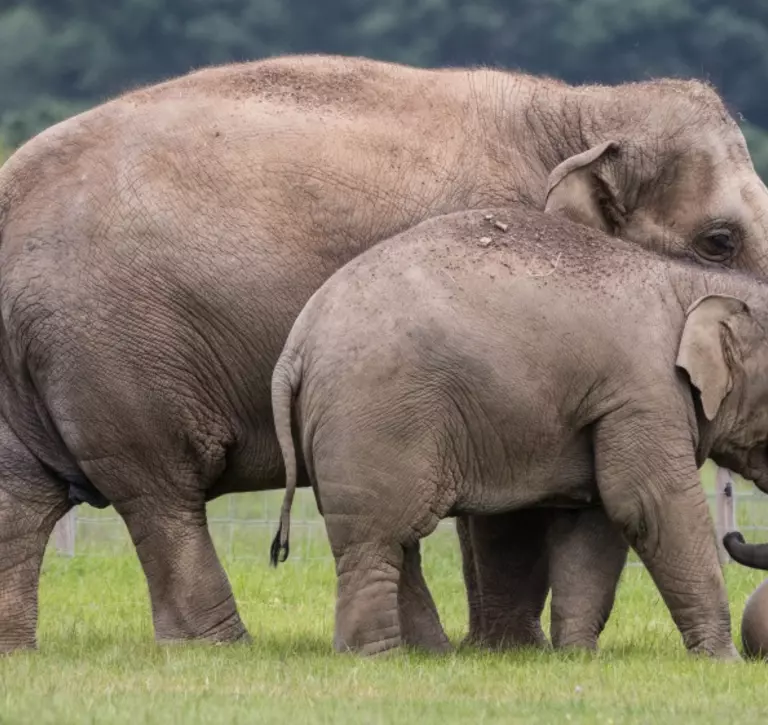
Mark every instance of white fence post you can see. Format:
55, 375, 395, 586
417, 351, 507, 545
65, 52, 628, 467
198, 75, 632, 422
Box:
53, 509, 77, 557
715, 467, 736, 565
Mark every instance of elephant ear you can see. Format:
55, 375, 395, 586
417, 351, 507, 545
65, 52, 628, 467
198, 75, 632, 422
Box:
544, 140, 625, 234
675, 295, 749, 421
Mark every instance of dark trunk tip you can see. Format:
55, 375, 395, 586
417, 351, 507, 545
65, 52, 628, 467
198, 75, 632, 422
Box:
723, 530, 768, 571
723, 530, 746, 550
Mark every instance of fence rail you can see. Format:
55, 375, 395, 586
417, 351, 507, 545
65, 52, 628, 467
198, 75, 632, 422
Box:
49, 465, 763, 564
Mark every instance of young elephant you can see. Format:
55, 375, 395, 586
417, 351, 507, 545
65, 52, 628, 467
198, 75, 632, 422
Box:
271, 206, 768, 658
723, 531, 768, 658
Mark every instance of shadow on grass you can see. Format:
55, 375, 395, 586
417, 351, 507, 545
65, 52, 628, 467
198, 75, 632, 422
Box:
33, 629, 629, 663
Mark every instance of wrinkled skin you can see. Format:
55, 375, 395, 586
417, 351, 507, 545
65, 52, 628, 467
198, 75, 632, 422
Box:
2, 54, 768, 652
271, 206, 768, 658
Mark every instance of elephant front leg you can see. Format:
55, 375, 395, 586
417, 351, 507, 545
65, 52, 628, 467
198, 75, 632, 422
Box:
117, 500, 248, 644
594, 416, 737, 659
458, 510, 551, 649
398, 542, 452, 653
547, 506, 628, 650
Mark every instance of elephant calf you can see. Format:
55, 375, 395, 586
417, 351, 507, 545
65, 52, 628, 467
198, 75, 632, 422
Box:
724, 531, 768, 658
271, 205, 768, 658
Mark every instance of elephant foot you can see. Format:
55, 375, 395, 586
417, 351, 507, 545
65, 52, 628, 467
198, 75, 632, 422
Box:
334, 639, 405, 658
552, 641, 599, 656
687, 640, 741, 661
402, 634, 453, 654
154, 610, 250, 646
0, 640, 37, 656
471, 634, 551, 652
399, 543, 452, 654
462, 615, 550, 651
550, 621, 600, 652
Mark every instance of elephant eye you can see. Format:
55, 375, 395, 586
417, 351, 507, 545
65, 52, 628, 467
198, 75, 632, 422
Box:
694, 228, 737, 263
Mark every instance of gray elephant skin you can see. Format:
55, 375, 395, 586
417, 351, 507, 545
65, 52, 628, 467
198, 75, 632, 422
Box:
723, 531, 768, 658
2, 54, 768, 653
271, 205, 768, 659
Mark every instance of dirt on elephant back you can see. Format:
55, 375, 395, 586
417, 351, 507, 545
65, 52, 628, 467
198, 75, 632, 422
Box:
120, 55, 428, 114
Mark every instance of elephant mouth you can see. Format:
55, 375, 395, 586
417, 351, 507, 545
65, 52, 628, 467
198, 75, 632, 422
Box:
755, 474, 768, 495
746, 445, 768, 495
713, 445, 768, 495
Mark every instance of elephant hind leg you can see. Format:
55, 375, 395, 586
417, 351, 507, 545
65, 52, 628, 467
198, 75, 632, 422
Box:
398, 541, 452, 653
456, 516, 483, 646
117, 497, 248, 645
547, 507, 628, 651
0, 452, 70, 653
333, 541, 404, 656
314, 422, 451, 656
459, 511, 551, 650
86, 452, 248, 645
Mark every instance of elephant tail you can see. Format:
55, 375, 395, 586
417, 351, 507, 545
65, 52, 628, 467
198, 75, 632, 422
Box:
723, 531, 768, 570
270, 350, 303, 568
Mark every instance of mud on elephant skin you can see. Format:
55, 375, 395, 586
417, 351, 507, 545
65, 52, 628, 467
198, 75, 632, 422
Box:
3, 54, 768, 652
270, 206, 768, 658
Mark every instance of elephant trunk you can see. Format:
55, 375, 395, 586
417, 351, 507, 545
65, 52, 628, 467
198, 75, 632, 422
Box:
723, 531, 768, 570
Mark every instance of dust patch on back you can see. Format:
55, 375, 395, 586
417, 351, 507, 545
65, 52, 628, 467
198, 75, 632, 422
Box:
377, 206, 674, 301
120, 55, 429, 113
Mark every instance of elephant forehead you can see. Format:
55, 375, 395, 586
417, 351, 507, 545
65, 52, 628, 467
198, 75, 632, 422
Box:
639, 152, 752, 233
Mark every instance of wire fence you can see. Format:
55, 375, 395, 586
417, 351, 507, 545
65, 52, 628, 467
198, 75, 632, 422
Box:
50, 463, 768, 565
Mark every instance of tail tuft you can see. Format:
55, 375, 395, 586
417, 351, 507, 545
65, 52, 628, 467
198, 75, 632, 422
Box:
269, 524, 290, 567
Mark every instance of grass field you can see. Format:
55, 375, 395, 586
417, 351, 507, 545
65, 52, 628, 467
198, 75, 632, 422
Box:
3, 519, 768, 725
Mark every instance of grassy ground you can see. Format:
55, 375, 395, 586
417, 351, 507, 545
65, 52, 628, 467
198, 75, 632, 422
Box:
3, 525, 768, 725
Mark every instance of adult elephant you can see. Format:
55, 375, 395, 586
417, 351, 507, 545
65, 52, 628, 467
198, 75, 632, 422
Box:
1, 54, 767, 653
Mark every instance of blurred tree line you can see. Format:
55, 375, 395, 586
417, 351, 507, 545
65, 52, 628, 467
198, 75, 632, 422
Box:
1, 0, 768, 175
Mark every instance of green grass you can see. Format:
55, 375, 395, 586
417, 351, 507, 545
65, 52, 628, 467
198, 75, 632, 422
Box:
3, 528, 768, 725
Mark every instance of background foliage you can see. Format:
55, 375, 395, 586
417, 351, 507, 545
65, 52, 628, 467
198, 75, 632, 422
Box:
0, 0, 767, 175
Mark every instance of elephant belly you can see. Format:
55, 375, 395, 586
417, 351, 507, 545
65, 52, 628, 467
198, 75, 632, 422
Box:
205, 421, 289, 499
462, 435, 597, 514
535, 454, 600, 508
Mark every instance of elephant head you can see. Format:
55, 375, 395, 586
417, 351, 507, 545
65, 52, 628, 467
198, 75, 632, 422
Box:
674, 294, 768, 492
542, 79, 768, 277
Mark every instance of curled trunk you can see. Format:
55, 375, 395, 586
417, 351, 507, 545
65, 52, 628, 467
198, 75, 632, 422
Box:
723, 531, 768, 570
